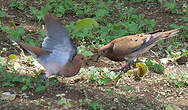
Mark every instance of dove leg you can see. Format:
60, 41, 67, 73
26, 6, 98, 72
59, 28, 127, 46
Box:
112, 62, 131, 72
42, 73, 50, 82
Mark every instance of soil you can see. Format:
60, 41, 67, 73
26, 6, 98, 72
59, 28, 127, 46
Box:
0, 0, 188, 110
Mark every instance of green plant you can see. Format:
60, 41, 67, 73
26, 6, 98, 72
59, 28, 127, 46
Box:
75, 18, 99, 31
79, 98, 104, 110
9, 0, 26, 10
0, 21, 25, 41
94, 1, 113, 21
145, 58, 165, 74
0, 10, 6, 17
166, 72, 188, 88
80, 66, 116, 85
56, 94, 72, 107
48, 0, 75, 17
30, 4, 51, 21
77, 45, 94, 57
163, 1, 180, 14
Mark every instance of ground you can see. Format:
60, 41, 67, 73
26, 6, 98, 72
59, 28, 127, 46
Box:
0, 0, 188, 110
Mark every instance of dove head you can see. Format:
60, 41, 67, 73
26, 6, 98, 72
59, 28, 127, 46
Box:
75, 54, 85, 65
75, 54, 89, 67
61, 54, 86, 77
96, 43, 113, 61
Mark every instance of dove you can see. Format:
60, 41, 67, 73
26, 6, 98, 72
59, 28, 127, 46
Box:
10, 14, 85, 78
97, 29, 179, 71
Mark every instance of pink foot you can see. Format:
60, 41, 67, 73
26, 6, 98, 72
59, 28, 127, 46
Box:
112, 63, 131, 72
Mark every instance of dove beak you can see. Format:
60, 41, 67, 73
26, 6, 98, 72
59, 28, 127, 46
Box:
96, 53, 102, 61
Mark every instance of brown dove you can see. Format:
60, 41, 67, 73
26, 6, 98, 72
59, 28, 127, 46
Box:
97, 29, 179, 71
10, 14, 85, 78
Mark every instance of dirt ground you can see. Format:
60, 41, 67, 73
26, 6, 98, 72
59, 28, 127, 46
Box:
0, 0, 188, 110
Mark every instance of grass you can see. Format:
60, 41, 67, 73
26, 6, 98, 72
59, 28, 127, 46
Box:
0, 0, 187, 109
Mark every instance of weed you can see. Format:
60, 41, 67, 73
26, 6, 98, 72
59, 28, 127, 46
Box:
0, 10, 6, 17
30, 4, 51, 21
79, 98, 104, 110
145, 58, 165, 74
56, 94, 72, 107
48, 0, 75, 17
166, 71, 188, 88
163, 1, 180, 14
0, 21, 25, 41
9, 0, 26, 11
77, 45, 94, 57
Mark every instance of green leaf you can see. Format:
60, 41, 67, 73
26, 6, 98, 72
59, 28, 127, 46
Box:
77, 46, 94, 57
145, 58, 153, 71
127, 22, 138, 33
124, 85, 133, 91
13, 62, 20, 70
176, 81, 184, 88
56, 94, 65, 97
9, 21, 16, 29
35, 86, 46, 92
17, 27, 25, 34
95, 9, 108, 18
58, 98, 66, 105
91, 102, 99, 110
0, 11, 6, 17
114, 73, 122, 82
153, 63, 165, 74
103, 77, 112, 83
170, 24, 179, 29
21, 85, 28, 91
8, 54, 17, 61
0, 57, 5, 63
75, 18, 98, 31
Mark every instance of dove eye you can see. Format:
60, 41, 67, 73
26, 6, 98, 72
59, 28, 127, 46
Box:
81, 57, 84, 60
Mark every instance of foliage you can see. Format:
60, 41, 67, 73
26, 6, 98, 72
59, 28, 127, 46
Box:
79, 98, 104, 110
0, 22, 25, 41
75, 18, 99, 31
145, 59, 165, 74
165, 71, 188, 88
163, 1, 180, 14
30, 4, 51, 21
0, 10, 6, 17
9, 0, 26, 10
77, 45, 94, 57
56, 94, 72, 107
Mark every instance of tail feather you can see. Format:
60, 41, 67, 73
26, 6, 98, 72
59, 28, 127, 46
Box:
9, 39, 51, 58
161, 28, 180, 39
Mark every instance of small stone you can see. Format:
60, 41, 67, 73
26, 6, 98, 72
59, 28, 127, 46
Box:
160, 58, 168, 64
160, 92, 166, 96
0, 92, 16, 101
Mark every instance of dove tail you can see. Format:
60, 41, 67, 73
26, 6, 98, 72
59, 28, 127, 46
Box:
9, 38, 51, 57
9, 38, 35, 56
161, 28, 180, 39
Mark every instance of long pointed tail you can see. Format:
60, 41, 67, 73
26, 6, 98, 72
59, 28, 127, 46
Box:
161, 28, 180, 39
9, 39, 51, 57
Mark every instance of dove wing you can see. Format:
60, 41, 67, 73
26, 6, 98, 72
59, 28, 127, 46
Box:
42, 14, 77, 62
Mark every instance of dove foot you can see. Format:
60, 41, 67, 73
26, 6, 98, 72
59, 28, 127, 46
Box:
133, 76, 141, 81
112, 63, 131, 72
42, 74, 49, 82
